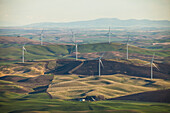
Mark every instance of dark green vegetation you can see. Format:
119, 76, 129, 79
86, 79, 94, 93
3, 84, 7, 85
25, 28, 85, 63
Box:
0, 92, 170, 113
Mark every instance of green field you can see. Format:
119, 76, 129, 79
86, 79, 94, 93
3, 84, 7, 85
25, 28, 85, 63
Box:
0, 42, 169, 65
0, 92, 170, 113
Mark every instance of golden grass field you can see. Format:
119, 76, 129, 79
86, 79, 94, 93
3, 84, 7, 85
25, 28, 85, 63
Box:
47, 74, 170, 100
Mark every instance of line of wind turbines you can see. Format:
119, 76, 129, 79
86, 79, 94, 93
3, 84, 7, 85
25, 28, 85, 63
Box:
21, 27, 159, 80
22, 29, 44, 63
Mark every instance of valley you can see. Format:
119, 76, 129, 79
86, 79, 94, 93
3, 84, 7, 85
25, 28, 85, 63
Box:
0, 28, 170, 113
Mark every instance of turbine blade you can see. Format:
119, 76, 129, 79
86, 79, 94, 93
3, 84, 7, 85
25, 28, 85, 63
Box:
91, 97, 95, 101
126, 36, 130, 44
153, 63, 160, 71
151, 53, 155, 62
99, 59, 104, 68
141, 62, 150, 66
99, 52, 105, 59
23, 46, 27, 52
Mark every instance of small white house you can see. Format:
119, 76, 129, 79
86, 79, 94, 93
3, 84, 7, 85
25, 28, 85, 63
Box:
80, 99, 85, 102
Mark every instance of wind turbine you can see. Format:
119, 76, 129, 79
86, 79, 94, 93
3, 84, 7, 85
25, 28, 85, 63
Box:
150, 53, 160, 79
40, 29, 44, 45
98, 53, 104, 76
75, 43, 78, 60
126, 36, 130, 60
108, 26, 111, 44
71, 31, 78, 60
71, 30, 76, 43
144, 53, 160, 79
22, 45, 27, 63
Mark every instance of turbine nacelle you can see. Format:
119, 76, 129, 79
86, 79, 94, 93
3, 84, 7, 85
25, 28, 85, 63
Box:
23, 46, 27, 52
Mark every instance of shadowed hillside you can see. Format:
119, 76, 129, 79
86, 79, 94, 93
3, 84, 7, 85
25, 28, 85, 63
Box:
0, 74, 53, 94
51, 59, 170, 80
1, 59, 169, 80
108, 89, 170, 103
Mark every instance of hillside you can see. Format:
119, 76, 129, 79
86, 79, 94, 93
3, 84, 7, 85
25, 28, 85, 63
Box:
108, 89, 170, 103
0, 42, 169, 65
48, 74, 170, 100
0, 59, 170, 99
0, 93, 170, 113
0, 59, 170, 113
72, 60, 170, 80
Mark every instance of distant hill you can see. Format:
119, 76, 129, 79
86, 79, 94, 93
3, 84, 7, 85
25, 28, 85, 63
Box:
23, 18, 170, 28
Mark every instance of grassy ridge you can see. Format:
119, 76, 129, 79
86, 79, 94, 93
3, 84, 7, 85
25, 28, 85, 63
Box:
0, 43, 169, 64
0, 45, 72, 61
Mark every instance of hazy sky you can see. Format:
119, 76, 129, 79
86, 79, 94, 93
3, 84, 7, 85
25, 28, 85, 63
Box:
0, 0, 170, 26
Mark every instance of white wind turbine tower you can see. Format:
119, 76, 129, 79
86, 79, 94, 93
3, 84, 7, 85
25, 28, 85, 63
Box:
75, 43, 78, 60
40, 29, 44, 45
71, 30, 76, 44
71, 31, 78, 60
98, 53, 104, 76
126, 36, 130, 60
22, 45, 27, 63
150, 53, 160, 79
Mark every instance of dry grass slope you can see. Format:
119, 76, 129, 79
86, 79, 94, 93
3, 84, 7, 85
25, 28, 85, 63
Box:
47, 74, 170, 100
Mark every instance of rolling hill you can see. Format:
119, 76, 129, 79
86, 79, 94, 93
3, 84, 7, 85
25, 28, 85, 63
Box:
0, 36, 170, 113
0, 59, 170, 99
0, 41, 169, 65
24, 18, 170, 28
0, 59, 170, 113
